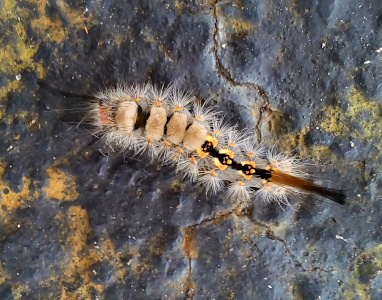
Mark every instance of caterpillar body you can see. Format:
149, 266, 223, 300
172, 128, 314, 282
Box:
39, 81, 345, 206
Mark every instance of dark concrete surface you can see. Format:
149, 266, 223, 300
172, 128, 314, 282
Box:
1, 0, 382, 299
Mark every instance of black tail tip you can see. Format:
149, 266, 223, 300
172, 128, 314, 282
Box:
37, 80, 51, 90
37, 80, 94, 100
321, 187, 346, 205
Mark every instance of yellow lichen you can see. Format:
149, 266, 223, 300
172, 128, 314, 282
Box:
0, 162, 38, 266
320, 105, 346, 136
43, 167, 79, 201
0, 160, 38, 227
49, 206, 145, 298
347, 87, 382, 152
12, 284, 31, 300
218, 8, 256, 34
341, 244, 382, 299
0, 0, 94, 125
0, 177, 33, 211
318, 87, 382, 152
61, 206, 103, 298
170, 180, 186, 193
0, 264, 7, 286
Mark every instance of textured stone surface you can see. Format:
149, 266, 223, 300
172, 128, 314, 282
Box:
1, 0, 382, 299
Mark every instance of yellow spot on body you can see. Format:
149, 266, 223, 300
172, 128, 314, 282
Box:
191, 157, 197, 164
211, 170, 218, 177
266, 165, 271, 170
195, 116, 204, 121
219, 148, 235, 159
229, 142, 236, 147
238, 162, 256, 180
177, 146, 185, 154
147, 138, 153, 144
242, 161, 256, 168
238, 171, 253, 180
214, 158, 228, 171
248, 153, 255, 157
164, 140, 171, 146
43, 167, 79, 201
214, 130, 222, 136
197, 148, 209, 158
134, 97, 140, 102
206, 135, 219, 148
174, 106, 182, 111
262, 179, 268, 184
238, 181, 245, 186
154, 102, 162, 107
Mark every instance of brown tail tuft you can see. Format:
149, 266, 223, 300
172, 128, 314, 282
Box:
271, 169, 345, 205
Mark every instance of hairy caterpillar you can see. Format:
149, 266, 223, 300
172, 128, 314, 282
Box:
38, 81, 345, 206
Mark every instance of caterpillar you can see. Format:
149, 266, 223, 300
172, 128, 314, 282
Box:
38, 81, 346, 206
